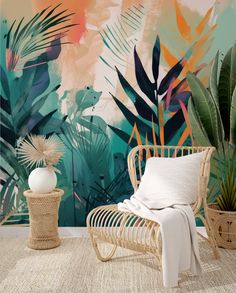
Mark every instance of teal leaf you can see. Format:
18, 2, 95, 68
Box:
0, 65, 10, 100
75, 86, 102, 114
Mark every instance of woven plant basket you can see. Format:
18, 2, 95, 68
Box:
207, 203, 236, 249
24, 188, 64, 250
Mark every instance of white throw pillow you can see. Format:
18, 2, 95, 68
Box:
134, 151, 207, 209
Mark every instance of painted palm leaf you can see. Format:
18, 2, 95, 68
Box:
134, 46, 156, 102
115, 67, 158, 123
99, 3, 145, 77
5, 4, 76, 70
110, 35, 193, 148
152, 35, 161, 84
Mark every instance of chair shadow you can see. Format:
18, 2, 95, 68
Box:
102, 245, 236, 292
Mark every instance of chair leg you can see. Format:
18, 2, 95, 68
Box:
198, 214, 220, 259
89, 232, 117, 262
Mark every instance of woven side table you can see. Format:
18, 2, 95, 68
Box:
24, 188, 64, 250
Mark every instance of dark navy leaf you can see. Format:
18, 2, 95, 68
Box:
115, 68, 158, 123
164, 109, 185, 143
134, 46, 156, 103
108, 125, 138, 148
152, 36, 160, 83
158, 59, 184, 95
111, 93, 157, 143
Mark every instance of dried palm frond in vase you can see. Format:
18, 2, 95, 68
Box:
17, 135, 64, 193
18, 134, 64, 171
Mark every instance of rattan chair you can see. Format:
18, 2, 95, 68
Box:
87, 145, 220, 265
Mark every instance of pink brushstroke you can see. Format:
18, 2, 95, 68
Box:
14, 61, 47, 71
165, 78, 174, 110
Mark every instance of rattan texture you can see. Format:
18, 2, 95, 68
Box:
207, 204, 236, 249
24, 188, 64, 250
87, 145, 220, 263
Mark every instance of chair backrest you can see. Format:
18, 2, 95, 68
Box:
127, 145, 215, 214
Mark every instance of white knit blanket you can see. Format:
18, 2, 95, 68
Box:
118, 196, 202, 288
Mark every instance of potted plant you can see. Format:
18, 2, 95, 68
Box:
207, 149, 236, 248
186, 44, 236, 249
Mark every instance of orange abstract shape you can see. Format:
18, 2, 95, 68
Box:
175, 0, 191, 43
34, 0, 90, 43
176, 127, 190, 147
145, 132, 151, 159
178, 99, 193, 143
129, 122, 143, 157
200, 75, 209, 86
184, 37, 213, 75
161, 44, 179, 67
194, 25, 217, 51
6, 49, 20, 71
161, 2, 216, 85
128, 122, 143, 146
196, 6, 214, 36
151, 115, 159, 156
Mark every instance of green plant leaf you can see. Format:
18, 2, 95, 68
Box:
16, 91, 50, 131
187, 98, 211, 145
209, 51, 219, 106
230, 86, 236, 145
0, 124, 16, 145
2, 177, 16, 215
187, 72, 219, 148
6, 4, 75, 70
0, 95, 11, 114
218, 44, 236, 141
0, 65, 10, 99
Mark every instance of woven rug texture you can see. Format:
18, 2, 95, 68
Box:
0, 237, 236, 293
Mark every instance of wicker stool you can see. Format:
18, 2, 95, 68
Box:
24, 188, 64, 250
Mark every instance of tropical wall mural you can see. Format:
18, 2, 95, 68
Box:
0, 0, 236, 226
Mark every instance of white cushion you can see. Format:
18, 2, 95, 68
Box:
134, 151, 207, 209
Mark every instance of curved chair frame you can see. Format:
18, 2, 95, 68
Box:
87, 145, 220, 264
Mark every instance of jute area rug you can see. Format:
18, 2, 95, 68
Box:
0, 236, 235, 293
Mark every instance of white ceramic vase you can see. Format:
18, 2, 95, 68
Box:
28, 167, 57, 193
